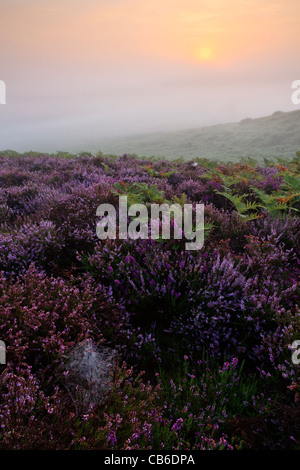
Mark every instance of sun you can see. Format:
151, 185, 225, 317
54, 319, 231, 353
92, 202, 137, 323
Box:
195, 46, 214, 62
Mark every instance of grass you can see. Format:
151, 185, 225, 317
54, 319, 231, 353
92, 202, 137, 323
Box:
98, 110, 300, 162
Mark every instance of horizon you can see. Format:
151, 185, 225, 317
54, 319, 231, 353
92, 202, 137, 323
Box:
0, 0, 300, 152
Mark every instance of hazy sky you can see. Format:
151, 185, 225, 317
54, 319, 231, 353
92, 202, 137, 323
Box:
0, 0, 299, 151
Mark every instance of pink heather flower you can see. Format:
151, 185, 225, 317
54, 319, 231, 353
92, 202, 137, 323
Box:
171, 418, 184, 432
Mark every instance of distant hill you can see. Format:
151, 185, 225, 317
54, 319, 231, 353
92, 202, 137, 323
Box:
98, 110, 300, 161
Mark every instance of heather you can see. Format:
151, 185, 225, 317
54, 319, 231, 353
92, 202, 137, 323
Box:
0, 150, 299, 450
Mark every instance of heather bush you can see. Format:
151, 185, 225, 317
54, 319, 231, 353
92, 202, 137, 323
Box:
0, 221, 63, 276
82, 236, 298, 382
0, 264, 115, 379
0, 152, 299, 450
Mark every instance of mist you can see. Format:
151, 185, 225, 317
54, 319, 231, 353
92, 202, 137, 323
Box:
0, 0, 299, 153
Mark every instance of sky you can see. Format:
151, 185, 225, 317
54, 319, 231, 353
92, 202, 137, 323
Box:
0, 0, 299, 152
